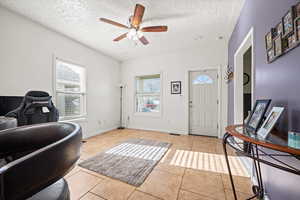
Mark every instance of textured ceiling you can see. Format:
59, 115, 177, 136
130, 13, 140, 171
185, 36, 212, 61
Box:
0, 0, 244, 61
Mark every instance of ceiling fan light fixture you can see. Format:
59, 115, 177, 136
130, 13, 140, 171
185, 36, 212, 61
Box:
137, 30, 143, 38
127, 29, 144, 41
100, 4, 167, 45
127, 28, 137, 39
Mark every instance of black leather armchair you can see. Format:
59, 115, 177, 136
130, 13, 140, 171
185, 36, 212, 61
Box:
0, 122, 82, 200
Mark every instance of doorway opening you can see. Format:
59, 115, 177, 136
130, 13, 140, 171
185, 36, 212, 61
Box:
243, 47, 252, 120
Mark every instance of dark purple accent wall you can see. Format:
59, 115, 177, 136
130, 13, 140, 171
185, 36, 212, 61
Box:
228, 0, 300, 199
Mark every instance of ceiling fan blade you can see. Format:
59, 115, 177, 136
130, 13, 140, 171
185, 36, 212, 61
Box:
113, 33, 128, 41
132, 4, 145, 28
139, 36, 149, 45
99, 18, 129, 29
141, 26, 168, 32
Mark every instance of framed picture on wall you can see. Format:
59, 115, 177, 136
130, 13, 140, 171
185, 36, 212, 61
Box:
274, 35, 283, 56
265, 32, 272, 50
257, 107, 284, 139
296, 18, 300, 40
283, 9, 295, 37
265, 29, 275, 50
267, 48, 275, 63
275, 21, 284, 37
295, 2, 300, 18
171, 81, 181, 94
288, 33, 298, 48
265, 3, 300, 63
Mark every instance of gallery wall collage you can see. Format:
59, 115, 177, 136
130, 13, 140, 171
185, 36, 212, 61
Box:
265, 2, 300, 63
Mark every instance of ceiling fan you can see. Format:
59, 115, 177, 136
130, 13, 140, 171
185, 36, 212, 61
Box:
99, 4, 168, 45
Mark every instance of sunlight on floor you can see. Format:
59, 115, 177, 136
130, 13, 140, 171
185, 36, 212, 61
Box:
105, 143, 169, 161
164, 149, 249, 177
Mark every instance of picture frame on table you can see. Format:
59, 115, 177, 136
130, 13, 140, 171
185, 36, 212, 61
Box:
283, 8, 295, 37
245, 99, 272, 133
257, 107, 285, 139
171, 81, 181, 94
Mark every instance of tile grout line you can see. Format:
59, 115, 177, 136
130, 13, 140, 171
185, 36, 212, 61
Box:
134, 189, 165, 200
89, 191, 109, 200
176, 166, 187, 200
76, 170, 106, 200
177, 167, 226, 200
126, 187, 137, 200
84, 177, 109, 200
179, 188, 217, 200
220, 172, 227, 199
79, 168, 110, 180
65, 168, 82, 179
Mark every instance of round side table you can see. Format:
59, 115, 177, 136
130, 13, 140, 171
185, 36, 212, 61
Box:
0, 116, 17, 131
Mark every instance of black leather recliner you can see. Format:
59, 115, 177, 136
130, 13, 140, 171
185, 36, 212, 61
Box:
5, 91, 59, 126
0, 122, 82, 200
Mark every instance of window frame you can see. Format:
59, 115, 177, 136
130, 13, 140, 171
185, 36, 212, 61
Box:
134, 72, 163, 117
53, 57, 87, 121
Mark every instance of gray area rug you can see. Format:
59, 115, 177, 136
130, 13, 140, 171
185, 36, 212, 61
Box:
79, 138, 171, 186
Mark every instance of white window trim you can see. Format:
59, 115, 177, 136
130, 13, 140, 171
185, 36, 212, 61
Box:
134, 72, 163, 118
53, 56, 87, 121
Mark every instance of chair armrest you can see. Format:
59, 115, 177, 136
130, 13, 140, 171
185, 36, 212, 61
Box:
0, 122, 82, 200
0, 123, 73, 158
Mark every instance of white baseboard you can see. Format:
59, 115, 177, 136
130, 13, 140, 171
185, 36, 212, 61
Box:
238, 156, 259, 187
126, 126, 188, 135
83, 126, 119, 139
84, 126, 186, 139
238, 156, 252, 174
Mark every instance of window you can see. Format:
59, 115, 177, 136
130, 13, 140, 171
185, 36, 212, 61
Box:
55, 59, 86, 119
192, 75, 213, 85
135, 74, 161, 113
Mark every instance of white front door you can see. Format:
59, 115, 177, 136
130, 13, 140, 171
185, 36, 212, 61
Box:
189, 70, 218, 136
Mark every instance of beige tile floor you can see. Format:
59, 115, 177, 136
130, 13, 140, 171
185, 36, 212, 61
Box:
65, 129, 253, 200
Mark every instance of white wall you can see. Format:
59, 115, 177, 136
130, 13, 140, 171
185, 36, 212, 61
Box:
0, 6, 121, 138
121, 44, 228, 137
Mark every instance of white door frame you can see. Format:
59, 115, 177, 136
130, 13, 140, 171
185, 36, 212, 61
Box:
185, 67, 221, 138
234, 27, 255, 124
233, 27, 256, 183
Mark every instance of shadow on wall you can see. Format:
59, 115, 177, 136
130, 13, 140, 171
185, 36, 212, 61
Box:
274, 102, 300, 133
274, 100, 289, 133
291, 109, 300, 131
